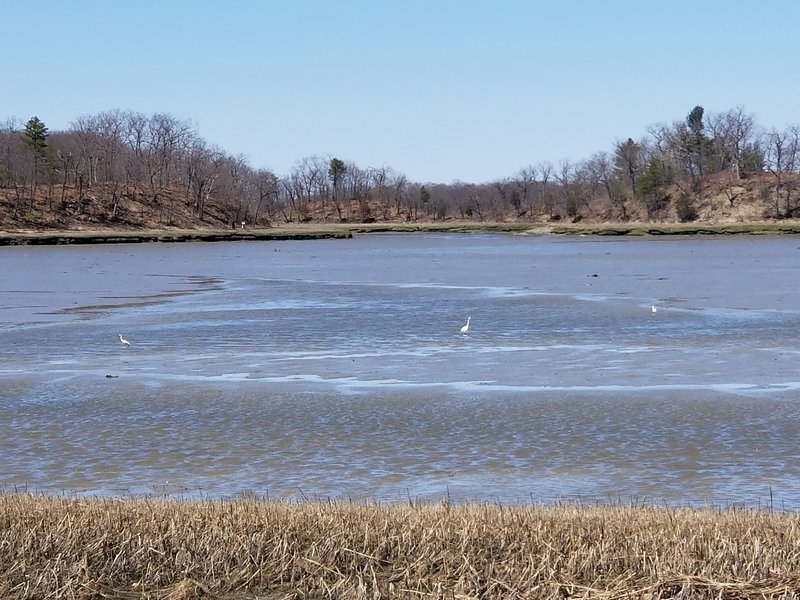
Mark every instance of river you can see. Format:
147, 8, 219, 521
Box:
1, 233, 799, 508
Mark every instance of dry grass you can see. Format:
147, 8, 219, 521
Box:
2, 494, 800, 599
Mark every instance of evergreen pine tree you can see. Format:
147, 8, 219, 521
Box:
22, 116, 49, 210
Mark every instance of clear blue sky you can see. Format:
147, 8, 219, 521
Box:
3, 1, 799, 184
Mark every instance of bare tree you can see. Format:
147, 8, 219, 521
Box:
279, 176, 298, 222
90, 110, 126, 183
0, 117, 22, 190
143, 113, 195, 212
766, 128, 787, 217
0, 118, 29, 217
480, 182, 505, 221
392, 172, 408, 218
766, 125, 800, 217
0, 119, 33, 219
371, 165, 396, 220
554, 159, 578, 219
708, 106, 758, 179
614, 138, 643, 207
343, 162, 372, 221
513, 165, 537, 217
250, 168, 279, 225
291, 156, 329, 221
220, 153, 249, 223
122, 111, 148, 184
536, 161, 553, 218
185, 141, 224, 220
786, 126, 800, 216
493, 178, 517, 218
647, 123, 672, 156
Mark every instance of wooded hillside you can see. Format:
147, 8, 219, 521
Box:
1, 106, 799, 231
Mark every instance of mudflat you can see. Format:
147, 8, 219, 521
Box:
4, 220, 800, 246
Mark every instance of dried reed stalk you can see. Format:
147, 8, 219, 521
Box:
1, 494, 799, 599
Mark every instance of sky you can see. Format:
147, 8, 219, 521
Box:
3, 1, 799, 184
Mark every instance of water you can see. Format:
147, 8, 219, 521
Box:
1, 233, 800, 508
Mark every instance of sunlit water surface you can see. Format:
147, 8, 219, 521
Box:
2, 233, 800, 508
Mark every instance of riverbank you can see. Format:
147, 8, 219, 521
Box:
4, 220, 800, 246
2, 494, 797, 599
0, 226, 355, 246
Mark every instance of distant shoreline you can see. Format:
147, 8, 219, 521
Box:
3, 220, 800, 246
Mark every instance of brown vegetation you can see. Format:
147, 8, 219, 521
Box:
2, 494, 800, 599
0, 183, 235, 232
3, 106, 800, 234
638, 171, 800, 224
2, 172, 800, 236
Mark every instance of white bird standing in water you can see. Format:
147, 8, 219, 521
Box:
651, 305, 657, 314
460, 316, 471, 334
118, 333, 130, 346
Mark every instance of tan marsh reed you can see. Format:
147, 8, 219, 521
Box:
1, 494, 800, 599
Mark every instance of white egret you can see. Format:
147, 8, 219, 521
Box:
118, 333, 130, 346
651, 305, 657, 314
460, 316, 471, 334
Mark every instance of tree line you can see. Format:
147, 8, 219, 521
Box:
1, 105, 799, 227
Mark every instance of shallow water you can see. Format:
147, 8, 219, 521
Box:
1, 233, 800, 508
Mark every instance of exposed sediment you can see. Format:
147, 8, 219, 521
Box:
4, 221, 800, 246
0, 228, 354, 246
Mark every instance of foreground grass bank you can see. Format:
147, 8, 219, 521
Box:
4, 220, 800, 245
2, 495, 799, 599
